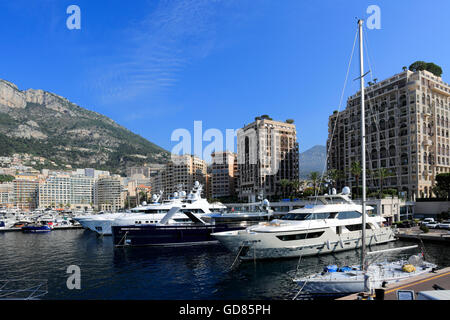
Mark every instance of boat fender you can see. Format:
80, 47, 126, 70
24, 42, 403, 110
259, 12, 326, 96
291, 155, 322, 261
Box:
326, 240, 330, 250
402, 264, 416, 273
323, 265, 338, 273
339, 239, 344, 248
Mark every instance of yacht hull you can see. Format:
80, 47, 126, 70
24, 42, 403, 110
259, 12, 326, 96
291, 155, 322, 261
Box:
112, 224, 244, 247
212, 227, 396, 260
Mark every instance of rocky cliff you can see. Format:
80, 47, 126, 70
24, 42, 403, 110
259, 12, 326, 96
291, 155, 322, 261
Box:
0, 79, 170, 173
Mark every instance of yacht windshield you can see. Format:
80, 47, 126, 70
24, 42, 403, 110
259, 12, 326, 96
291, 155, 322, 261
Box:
281, 212, 330, 221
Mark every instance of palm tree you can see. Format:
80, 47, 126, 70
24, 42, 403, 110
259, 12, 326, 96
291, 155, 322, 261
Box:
327, 169, 344, 191
309, 172, 320, 196
375, 168, 392, 198
351, 161, 362, 198
280, 179, 290, 198
290, 180, 300, 198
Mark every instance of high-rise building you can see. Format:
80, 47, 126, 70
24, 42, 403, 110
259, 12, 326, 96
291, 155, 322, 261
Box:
13, 174, 39, 210
0, 183, 13, 208
210, 151, 237, 199
237, 116, 299, 202
327, 69, 450, 200
152, 155, 207, 198
94, 175, 126, 211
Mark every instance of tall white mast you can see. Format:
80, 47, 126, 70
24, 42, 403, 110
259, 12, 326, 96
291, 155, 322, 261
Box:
358, 19, 367, 270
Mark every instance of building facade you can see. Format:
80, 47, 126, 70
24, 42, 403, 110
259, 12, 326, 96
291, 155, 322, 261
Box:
210, 151, 237, 199
327, 69, 450, 200
38, 174, 95, 210
94, 175, 126, 211
13, 175, 39, 211
152, 155, 207, 198
237, 116, 300, 202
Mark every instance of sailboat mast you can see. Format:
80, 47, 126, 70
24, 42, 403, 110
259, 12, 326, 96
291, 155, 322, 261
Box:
358, 19, 367, 270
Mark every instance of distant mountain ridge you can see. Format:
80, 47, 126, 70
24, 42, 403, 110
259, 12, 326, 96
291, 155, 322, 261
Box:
299, 145, 326, 178
0, 79, 170, 174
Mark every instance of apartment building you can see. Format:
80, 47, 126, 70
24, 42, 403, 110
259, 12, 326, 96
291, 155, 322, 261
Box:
126, 164, 165, 178
0, 183, 13, 208
327, 69, 450, 200
38, 174, 95, 209
210, 151, 237, 199
237, 116, 300, 202
94, 175, 126, 211
152, 155, 207, 198
13, 174, 39, 211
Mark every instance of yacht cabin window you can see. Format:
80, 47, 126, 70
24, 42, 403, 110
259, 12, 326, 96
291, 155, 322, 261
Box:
336, 211, 362, 220
281, 212, 330, 221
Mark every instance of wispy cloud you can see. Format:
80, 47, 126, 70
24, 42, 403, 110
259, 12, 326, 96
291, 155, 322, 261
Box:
87, 0, 234, 104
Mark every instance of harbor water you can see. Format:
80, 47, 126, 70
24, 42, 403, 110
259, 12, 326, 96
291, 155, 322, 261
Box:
1, 229, 450, 300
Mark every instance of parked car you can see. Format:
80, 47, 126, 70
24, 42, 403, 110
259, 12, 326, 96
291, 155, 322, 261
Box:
421, 218, 435, 226
425, 221, 439, 229
438, 220, 450, 229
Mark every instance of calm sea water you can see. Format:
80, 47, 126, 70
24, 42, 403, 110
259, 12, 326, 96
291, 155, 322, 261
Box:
1, 229, 449, 300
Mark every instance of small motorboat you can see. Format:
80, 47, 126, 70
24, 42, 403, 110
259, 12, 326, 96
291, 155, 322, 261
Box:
21, 224, 52, 233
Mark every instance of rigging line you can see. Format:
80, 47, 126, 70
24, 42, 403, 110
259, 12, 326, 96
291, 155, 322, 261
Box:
313, 27, 359, 204
295, 27, 359, 273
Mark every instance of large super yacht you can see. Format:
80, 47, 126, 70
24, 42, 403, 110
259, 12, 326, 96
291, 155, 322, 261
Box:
212, 188, 396, 260
77, 182, 226, 236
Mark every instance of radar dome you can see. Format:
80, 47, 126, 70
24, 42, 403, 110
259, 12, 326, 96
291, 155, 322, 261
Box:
194, 181, 200, 187
173, 192, 179, 198
142, 201, 147, 206
180, 191, 186, 197
342, 186, 351, 195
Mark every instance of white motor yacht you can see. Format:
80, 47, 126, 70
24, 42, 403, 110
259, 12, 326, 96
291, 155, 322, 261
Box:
78, 182, 226, 236
112, 182, 226, 233
212, 190, 396, 260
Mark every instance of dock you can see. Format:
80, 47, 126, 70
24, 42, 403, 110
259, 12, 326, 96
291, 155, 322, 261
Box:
337, 267, 450, 300
396, 228, 450, 243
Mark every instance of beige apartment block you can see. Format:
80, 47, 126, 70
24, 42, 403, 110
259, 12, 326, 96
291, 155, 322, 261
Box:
13, 174, 40, 211
152, 154, 207, 198
94, 175, 126, 211
328, 69, 450, 200
210, 151, 237, 199
237, 116, 299, 202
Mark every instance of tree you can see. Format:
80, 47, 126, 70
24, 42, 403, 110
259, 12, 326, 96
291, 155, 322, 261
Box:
434, 173, 450, 200
309, 172, 320, 196
280, 179, 290, 198
375, 168, 392, 198
290, 180, 300, 197
350, 161, 362, 198
326, 169, 344, 190
409, 61, 443, 77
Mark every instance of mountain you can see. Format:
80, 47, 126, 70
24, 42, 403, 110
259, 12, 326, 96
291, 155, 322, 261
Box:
0, 79, 170, 174
299, 145, 326, 179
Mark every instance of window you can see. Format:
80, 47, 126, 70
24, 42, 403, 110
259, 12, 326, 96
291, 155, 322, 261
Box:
346, 224, 372, 231
337, 211, 361, 220
281, 212, 330, 221
276, 231, 325, 241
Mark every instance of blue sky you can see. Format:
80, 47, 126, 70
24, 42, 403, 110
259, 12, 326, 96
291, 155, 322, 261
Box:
1, 0, 449, 157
